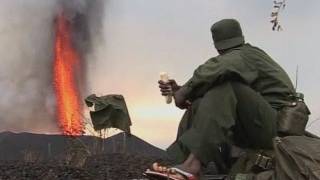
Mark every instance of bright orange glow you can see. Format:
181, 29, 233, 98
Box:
53, 13, 83, 136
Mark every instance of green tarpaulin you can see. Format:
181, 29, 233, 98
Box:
85, 94, 131, 133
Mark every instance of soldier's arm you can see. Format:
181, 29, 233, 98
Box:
182, 55, 258, 100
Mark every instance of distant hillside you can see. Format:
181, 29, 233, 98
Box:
0, 131, 166, 161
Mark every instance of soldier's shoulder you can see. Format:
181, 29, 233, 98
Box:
217, 49, 243, 62
241, 43, 273, 61
206, 57, 219, 63
241, 43, 267, 55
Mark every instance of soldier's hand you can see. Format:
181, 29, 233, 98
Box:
158, 79, 180, 96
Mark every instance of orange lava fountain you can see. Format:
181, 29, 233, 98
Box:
53, 13, 83, 136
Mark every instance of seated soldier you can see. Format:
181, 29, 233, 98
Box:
146, 19, 295, 180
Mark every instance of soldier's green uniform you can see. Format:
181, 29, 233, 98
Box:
167, 19, 295, 170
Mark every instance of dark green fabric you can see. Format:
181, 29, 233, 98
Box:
183, 43, 295, 110
274, 136, 320, 180
228, 135, 320, 180
228, 148, 275, 177
167, 82, 277, 167
232, 171, 275, 180
277, 101, 310, 136
211, 19, 245, 50
85, 94, 131, 133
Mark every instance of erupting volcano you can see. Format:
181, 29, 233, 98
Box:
53, 13, 83, 136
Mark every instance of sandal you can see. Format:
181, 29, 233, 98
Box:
143, 167, 198, 180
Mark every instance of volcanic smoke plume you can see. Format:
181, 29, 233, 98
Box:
53, 0, 105, 135
0, 0, 104, 134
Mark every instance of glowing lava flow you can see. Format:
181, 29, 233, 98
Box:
53, 13, 83, 135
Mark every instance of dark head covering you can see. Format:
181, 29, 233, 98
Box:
211, 19, 245, 50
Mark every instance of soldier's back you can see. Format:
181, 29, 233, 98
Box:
240, 43, 295, 109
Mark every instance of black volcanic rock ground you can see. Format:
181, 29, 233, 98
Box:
0, 132, 171, 180
0, 153, 169, 180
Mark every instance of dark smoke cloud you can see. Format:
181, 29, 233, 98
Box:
0, 0, 105, 133
58, 0, 105, 57
57, 0, 106, 95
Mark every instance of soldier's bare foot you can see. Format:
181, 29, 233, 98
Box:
151, 153, 201, 179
